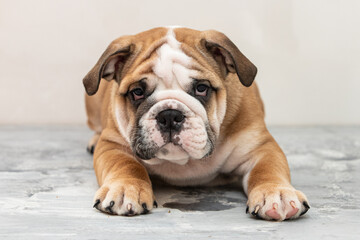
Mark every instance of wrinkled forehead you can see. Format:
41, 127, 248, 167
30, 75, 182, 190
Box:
152, 28, 195, 90
118, 27, 218, 93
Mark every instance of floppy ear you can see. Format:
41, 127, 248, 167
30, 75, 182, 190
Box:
83, 36, 134, 95
201, 30, 257, 87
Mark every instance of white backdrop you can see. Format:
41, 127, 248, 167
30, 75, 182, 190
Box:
0, 0, 359, 125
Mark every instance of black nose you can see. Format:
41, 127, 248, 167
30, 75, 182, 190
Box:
156, 109, 185, 132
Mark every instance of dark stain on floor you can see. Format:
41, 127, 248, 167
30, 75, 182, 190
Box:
162, 186, 245, 212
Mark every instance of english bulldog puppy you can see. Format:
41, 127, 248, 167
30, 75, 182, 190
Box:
83, 27, 309, 220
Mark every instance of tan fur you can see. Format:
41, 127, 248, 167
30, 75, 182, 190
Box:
84, 27, 309, 220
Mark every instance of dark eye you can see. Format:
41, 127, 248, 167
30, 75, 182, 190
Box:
195, 84, 209, 97
131, 88, 145, 101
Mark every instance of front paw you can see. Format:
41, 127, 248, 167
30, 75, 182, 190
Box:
93, 179, 157, 216
246, 183, 310, 221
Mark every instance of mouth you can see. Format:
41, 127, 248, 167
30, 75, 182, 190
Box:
135, 141, 190, 165
133, 126, 185, 160
157, 130, 182, 146
154, 143, 189, 164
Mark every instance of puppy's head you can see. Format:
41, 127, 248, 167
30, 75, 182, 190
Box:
83, 27, 257, 165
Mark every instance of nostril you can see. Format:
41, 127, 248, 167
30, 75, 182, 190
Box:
157, 116, 166, 125
174, 114, 184, 123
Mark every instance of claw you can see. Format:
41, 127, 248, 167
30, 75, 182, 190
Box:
246, 205, 249, 214
125, 203, 135, 216
251, 205, 261, 219
87, 145, 95, 154
142, 203, 149, 214
300, 201, 310, 216
105, 201, 115, 214
273, 203, 278, 210
153, 201, 158, 208
127, 203, 132, 211
254, 205, 260, 214
93, 199, 100, 208
290, 201, 296, 209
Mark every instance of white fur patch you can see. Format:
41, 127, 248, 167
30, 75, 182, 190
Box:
155, 143, 189, 165
152, 28, 193, 90
154, 91, 207, 120
242, 170, 251, 195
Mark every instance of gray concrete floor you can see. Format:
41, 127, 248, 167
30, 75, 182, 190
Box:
0, 125, 359, 239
